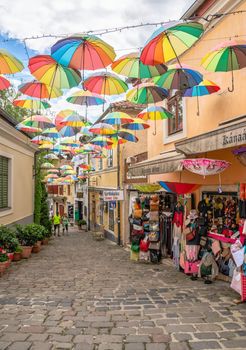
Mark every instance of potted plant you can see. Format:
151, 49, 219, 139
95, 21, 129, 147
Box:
13, 245, 23, 262
15, 224, 36, 258
81, 219, 87, 231
0, 225, 19, 259
23, 224, 44, 254
0, 252, 8, 275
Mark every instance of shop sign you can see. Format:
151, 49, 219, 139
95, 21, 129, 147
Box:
222, 128, 246, 147
103, 190, 124, 201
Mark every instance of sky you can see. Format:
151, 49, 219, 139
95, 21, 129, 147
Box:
0, 0, 195, 122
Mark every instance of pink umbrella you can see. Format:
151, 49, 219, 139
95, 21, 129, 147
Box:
181, 158, 230, 177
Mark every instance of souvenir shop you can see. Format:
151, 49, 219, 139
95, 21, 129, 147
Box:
129, 157, 246, 301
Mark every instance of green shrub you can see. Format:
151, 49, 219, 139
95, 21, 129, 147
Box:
0, 225, 19, 253
0, 252, 8, 262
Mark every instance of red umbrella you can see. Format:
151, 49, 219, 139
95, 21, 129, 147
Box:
159, 181, 200, 195
0, 76, 10, 90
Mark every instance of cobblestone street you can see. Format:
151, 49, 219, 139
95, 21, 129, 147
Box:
0, 230, 246, 350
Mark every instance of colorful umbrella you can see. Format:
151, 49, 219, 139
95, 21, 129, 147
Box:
184, 79, 220, 115
22, 115, 55, 129
63, 169, 76, 176
60, 165, 73, 170
46, 173, 59, 179
154, 64, 203, 90
140, 21, 204, 66
39, 142, 54, 150
55, 109, 74, 130
66, 90, 105, 106
159, 181, 200, 195
0, 49, 24, 74
181, 158, 230, 177
16, 123, 41, 133
44, 153, 59, 160
114, 130, 138, 143
31, 135, 52, 145
60, 137, 81, 147
126, 83, 168, 104
60, 113, 85, 128
112, 52, 167, 79
47, 169, 60, 174
41, 162, 55, 169
138, 105, 173, 135
59, 126, 80, 137
201, 40, 246, 92
13, 99, 51, 110
122, 118, 150, 130
105, 137, 127, 148
89, 123, 117, 135
0, 76, 10, 90
91, 136, 114, 147
28, 55, 81, 92
42, 127, 60, 139
19, 81, 62, 99
103, 112, 134, 126
51, 34, 116, 82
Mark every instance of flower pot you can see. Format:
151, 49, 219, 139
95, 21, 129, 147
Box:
42, 238, 49, 245
32, 243, 41, 254
4, 259, 10, 269
21, 246, 33, 258
7, 253, 14, 261
13, 252, 22, 261
0, 262, 6, 276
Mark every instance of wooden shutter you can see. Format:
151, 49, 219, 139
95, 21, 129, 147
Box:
0, 156, 9, 209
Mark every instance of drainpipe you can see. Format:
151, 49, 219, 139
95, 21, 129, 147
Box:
117, 140, 121, 246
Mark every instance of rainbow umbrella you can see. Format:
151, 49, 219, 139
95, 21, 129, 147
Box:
13, 99, 51, 110
126, 83, 168, 104
42, 127, 60, 139
46, 173, 59, 179
47, 169, 60, 174
22, 115, 55, 129
51, 34, 116, 82
0, 76, 10, 90
31, 135, 52, 145
55, 109, 75, 130
39, 142, 54, 150
92, 153, 107, 159
59, 126, 80, 137
41, 162, 55, 169
53, 144, 72, 152
63, 169, 76, 176
60, 137, 81, 147
19, 81, 62, 99
44, 153, 59, 160
60, 113, 85, 128
154, 64, 203, 90
117, 130, 138, 143
112, 52, 167, 79
184, 79, 220, 115
140, 21, 204, 66
138, 105, 173, 135
28, 55, 81, 91
201, 40, 246, 92
91, 136, 114, 147
60, 164, 73, 170
103, 112, 134, 126
66, 90, 105, 106
122, 118, 150, 130
159, 181, 200, 195
16, 123, 42, 133
89, 123, 117, 135
0, 49, 24, 74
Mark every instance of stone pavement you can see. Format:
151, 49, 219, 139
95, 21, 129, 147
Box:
0, 230, 246, 350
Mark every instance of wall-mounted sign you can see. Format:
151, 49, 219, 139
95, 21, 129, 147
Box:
103, 190, 124, 201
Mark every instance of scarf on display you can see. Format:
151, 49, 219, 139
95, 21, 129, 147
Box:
243, 245, 246, 276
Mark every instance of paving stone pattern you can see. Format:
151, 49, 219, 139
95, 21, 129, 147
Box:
0, 230, 246, 349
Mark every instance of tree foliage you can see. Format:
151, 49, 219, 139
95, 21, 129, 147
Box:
0, 88, 31, 122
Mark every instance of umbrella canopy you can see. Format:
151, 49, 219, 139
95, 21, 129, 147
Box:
89, 123, 117, 135
184, 79, 220, 115
106, 137, 128, 148
201, 40, 246, 91
63, 169, 76, 176
28, 55, 81, 90
66, 90, 105, 106
60, 164, 73, 170
181, 158, 230, 176
91, 136, 114, 147
84, 72, 128, 96
41, 162, 55, 169
55, 109, 75, 130
140, 21, 204, 66
44, 153, 59, 160
51, 34, 116, 71
154, 64, 203, 90
0, 49, 24, 74
60, 137, 81, 147
159, 181, 200, 195
13, 98, 51, 110
0, 76, 10, 90
103, 111, 134, 126
46, 173, 59, 179
22, 115, 55, 129
138, 105, 173, 135
126, 83, 168, 104
122, 118, 150, 130
60, 113, 85, 128
47, 169, 60, 173
116, 130, 138, 143
53, 144, 72, 152
39, 142, 54, 150
42, 127, 60, 139
112, 52, 167, 79
16, 123, 41, 133
31, 135, 52, 144
19, 81, 62, 99
59, 126, 80, 137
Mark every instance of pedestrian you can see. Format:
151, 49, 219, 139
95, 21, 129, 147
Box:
62, 213, 69, 235
53, 212, 61, 237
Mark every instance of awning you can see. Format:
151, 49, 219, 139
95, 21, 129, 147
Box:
159, 181, 200, 195
175, 116, 246, 155
132, 184, 162, 192
128, 150, 185, 177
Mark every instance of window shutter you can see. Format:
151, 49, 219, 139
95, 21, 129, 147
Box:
0, 156, 9, 209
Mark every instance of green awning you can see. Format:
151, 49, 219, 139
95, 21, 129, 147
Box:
132, 184, 162, 193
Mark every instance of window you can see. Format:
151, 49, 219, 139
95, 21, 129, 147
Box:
98, 157, 103, 170
67, 185, 71, 196
59, 186, 63, 196
0, 156, 9, 209
108, 204, 115, 231
107, 150, 113, 168
99, 200, 104, 225
167, 93, 183, 135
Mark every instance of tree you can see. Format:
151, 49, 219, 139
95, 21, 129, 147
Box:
40, 182, 52, 235
0, 88, 31, 122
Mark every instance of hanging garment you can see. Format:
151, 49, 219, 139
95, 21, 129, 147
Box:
172, 236, 180, 269
160, 213, 172, 257
185, 245, 200, 262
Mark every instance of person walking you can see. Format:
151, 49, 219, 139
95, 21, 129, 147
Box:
53, 212, 61, 237
62, 213, 69, 235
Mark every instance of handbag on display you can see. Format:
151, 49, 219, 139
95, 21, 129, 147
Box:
140, 238, 150, 252
131, 242, 140, 252
148, 232, 159, 242
149, 223, 159, 231
143, 223, 150, 231
132, 228, 144, 236
149, 241, 161, 250
184, 260, 200, 274
149, 211, 159, 221
133, 224, 143, 231
133, 209, 142, 219
131, 235, 141, 244
139, 250, 150, 262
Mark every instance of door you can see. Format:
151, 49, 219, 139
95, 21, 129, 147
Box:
92, 200, 96, 229
59, 205, 64, 216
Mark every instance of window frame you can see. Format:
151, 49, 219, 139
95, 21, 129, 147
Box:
167, 92, 184, 136
0, 151, 13, 217
107, 149, 113, 168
